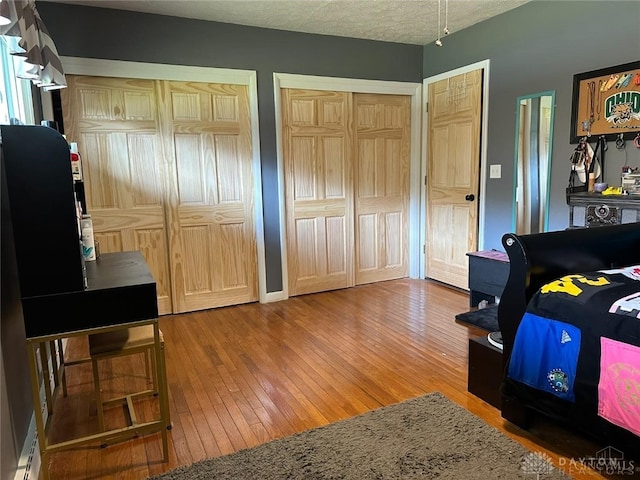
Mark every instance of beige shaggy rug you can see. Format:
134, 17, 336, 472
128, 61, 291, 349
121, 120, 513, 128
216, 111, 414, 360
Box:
149, 392, 568, 479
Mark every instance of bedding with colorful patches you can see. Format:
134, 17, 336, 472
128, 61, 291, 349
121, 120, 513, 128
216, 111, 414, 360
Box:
497, 224, 640, 457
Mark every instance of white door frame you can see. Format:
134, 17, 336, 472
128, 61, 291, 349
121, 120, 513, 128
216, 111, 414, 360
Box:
51, 57, 268, 302
273, 73, 423, 301
421, 59, 490, 279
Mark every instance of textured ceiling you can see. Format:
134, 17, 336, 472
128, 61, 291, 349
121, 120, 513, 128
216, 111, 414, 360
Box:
42, 0, 531, 45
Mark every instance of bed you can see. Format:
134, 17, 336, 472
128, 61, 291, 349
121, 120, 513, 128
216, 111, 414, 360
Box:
497, 222, 640, 456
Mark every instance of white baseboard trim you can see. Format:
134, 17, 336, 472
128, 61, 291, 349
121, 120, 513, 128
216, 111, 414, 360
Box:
262, 290, 287, 303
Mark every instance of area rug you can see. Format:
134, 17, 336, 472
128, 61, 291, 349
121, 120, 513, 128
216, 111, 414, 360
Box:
149, 392, 568, 479
455, 304, 499, 332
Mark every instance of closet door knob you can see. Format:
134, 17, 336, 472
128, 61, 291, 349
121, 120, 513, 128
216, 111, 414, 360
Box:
465, 194, 475, 201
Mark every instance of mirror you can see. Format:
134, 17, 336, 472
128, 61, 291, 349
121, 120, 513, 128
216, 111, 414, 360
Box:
513, 91, 555, 234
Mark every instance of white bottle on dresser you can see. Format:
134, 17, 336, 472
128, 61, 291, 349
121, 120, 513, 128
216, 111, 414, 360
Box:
81, 214, 96, 261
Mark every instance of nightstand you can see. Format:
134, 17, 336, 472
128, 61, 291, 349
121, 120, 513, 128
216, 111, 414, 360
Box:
466, 250, 509, 307
468, 335, 503, 408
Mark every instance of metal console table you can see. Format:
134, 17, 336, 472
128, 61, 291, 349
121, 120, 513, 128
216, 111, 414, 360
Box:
22, 251, 170, 480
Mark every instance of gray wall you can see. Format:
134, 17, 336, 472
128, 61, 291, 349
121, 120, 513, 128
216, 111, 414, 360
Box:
38, 2, 640, 265
36, 1, 424, 293
423, 0, 640, 250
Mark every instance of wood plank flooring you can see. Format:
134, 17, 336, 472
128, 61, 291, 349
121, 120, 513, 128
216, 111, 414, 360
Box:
46, 279, 612, 480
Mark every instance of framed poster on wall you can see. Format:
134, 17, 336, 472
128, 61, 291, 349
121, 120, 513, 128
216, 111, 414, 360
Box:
570, 61, 640, 143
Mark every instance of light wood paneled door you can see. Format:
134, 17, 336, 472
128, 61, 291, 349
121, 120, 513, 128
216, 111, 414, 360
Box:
426, 69, 482, 290
157, 81, 257, 313
354, 93, 410, 284
63, 76, 258, 315
282, 89, 411, 296
62, 75, 173, 314
282, 88, 354, 296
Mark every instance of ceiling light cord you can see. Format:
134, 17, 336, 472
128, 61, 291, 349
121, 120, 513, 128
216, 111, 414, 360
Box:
444, 0, 449, 35
435, 0, 443, 46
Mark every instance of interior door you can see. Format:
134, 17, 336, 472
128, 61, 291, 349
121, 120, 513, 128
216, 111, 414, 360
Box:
354, 93, 410, 284
282, 88, 354, 296
426, 69, 482, 290
157, 81, 258, 313
61, 75, 173, 314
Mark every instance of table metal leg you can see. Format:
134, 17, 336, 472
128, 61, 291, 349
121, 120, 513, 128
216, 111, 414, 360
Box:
38, 342, 54, 416
153, 322, 171, 461
57, 338, 69, 397
27, 341, 50, 480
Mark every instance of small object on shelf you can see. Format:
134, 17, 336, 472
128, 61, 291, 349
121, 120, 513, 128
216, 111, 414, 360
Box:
593, 182, 608, 193
69, 142, 83, 182
622, 172, 640, 194
81, 214, 96, 261
602, 186, 622, 195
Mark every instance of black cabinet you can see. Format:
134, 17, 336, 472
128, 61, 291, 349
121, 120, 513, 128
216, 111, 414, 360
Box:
468, 335, 503, 408
1, 125, 85, 298
466, 250, 509, 307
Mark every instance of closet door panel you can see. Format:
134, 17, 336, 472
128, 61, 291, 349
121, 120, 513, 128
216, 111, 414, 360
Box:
61, 75, 172, 314
282, 88, 354, 296
159, 81, 257, 313
354, 93, 409, 285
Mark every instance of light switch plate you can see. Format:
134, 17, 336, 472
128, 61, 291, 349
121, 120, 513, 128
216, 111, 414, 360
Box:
489, 164, 501, 179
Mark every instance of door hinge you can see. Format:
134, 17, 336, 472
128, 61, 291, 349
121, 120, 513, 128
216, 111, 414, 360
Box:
425, 102, 428, 113
424, 175, 427, 186
423, 244, 425, 254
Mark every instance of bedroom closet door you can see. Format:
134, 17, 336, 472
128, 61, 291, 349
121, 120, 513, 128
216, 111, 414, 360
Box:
62, 76, 258, 314
282, 88, 410, 296
282, 88, 354, 296
61, 75, 173, 314
354, 93, 409, 284
157, 81, 257, 313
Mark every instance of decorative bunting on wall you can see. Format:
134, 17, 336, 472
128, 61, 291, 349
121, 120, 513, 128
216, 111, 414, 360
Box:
0, 0, 66, 90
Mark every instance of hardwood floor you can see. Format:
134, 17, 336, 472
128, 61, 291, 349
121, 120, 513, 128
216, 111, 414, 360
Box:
46, 279, 612, 480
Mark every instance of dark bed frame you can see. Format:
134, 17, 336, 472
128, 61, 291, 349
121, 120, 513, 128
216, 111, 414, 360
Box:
497, 222, 640, 455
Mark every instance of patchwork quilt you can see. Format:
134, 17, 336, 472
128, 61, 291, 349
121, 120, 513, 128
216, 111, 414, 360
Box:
507, 265, 640, 437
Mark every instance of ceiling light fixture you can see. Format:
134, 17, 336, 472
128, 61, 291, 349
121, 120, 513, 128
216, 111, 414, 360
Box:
0, 0, 13, 26
443, 0, 449, 35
